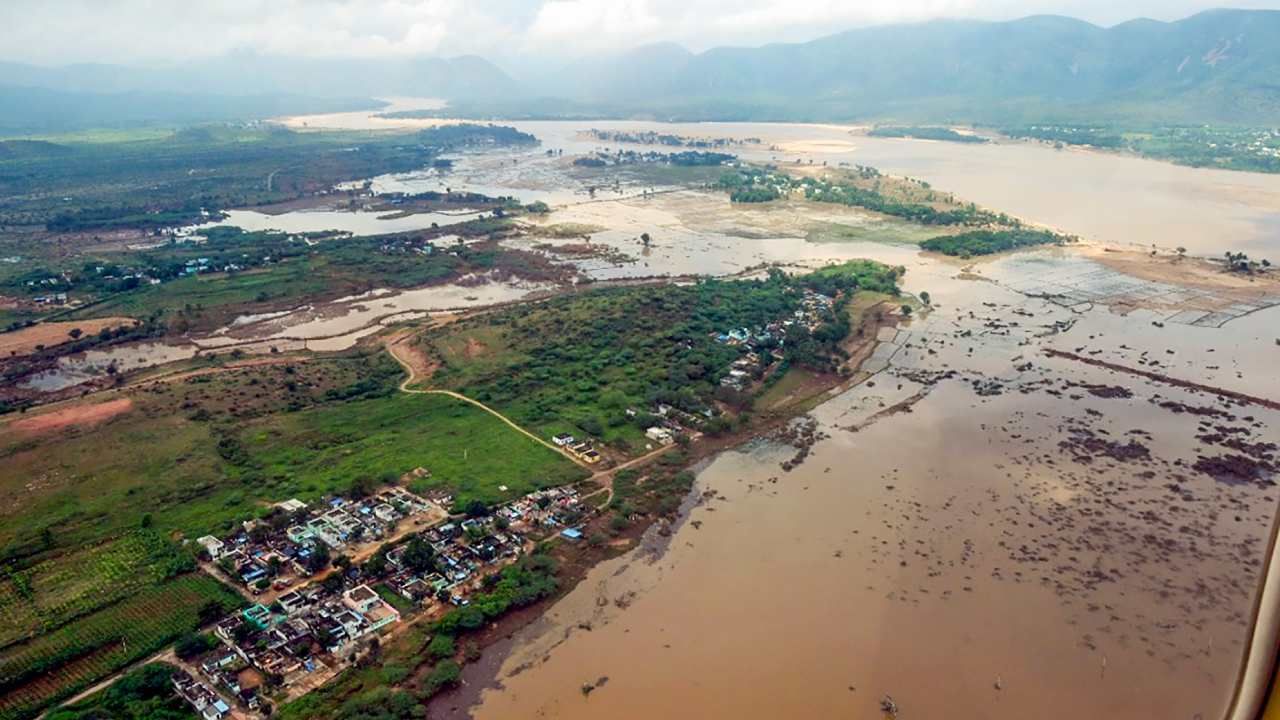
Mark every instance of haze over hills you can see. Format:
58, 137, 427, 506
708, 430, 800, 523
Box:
1, 8, 1278, 131
529, 8, 1280, 123
0, 54, 515, 133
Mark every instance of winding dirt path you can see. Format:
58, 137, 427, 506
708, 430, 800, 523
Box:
385, 331, 589, 468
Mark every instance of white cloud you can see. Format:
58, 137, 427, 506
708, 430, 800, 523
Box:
0, 0, 1275, 66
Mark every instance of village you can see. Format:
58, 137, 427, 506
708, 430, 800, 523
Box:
715, 288, 835, 392
174, 480, 590, 719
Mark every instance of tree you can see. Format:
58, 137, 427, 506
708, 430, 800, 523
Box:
307, 542, 331, 573
919, 291, 931, 306
427, 633, 455, 660
900, 304, 913, 317
175, 632, 215, 660
68, 327, 83, 340
640, 232, 652, 247
402, 535, 435, 573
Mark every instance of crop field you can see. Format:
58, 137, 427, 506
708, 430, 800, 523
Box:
0, 573, 241, 720
81, 261, 329, 328
0, 531, 187, 650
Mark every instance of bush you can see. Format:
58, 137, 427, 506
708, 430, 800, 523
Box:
174, 632, 216, 660
427, 634, 455, 661
380, 663, 410, 684
423, 660, 461, 697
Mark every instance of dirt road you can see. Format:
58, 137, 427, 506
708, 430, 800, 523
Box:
385, 332, 589, 468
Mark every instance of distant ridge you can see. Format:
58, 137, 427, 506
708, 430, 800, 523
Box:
537, 8, 1280, 123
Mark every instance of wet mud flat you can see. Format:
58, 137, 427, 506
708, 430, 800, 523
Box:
463, 255, 1280, 720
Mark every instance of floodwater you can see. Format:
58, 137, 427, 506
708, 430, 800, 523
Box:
20, 342, 197, 392
195, 103, 1280, 718
468, 249, 1280, 720
194, 277, 552, 351
187, 207, 486, 237
280, 102, 1280, 258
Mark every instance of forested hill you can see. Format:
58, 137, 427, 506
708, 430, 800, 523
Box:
543, 9, 1280, 124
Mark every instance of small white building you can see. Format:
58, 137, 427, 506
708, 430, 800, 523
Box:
645, 427, 674, 445
275, 498, 308, 514
195, 535, 226, 559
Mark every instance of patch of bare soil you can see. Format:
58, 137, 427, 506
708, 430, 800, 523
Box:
385, 330, 440, 385
1088, 246, 1280, 298
464, 337, 488, 359
5, 397, 133, 437
0, 318, 137, 358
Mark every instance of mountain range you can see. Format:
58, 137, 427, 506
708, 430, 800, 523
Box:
1, 8, 1278, 131
539, 8, 1280, 123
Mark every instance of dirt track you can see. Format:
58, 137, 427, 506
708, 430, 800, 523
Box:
385, 331, 589, 467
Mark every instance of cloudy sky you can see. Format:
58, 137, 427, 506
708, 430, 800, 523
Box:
3, 0, 1277, 68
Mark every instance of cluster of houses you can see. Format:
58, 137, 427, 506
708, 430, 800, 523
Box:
196, 488, 436, 593
171, 669, 234, 720
31, 292, 69, 305
715, 289, 835, 390
174, 481, 592, 717
551, 433, 602, 464
202, 580, 402, 701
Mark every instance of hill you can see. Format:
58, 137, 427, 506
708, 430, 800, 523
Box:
540, 9, 1280, 124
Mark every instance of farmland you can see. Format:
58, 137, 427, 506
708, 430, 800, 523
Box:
0, 574, 241, 720
0, 530, 192, 649
0, 351, 404, 558
1, 346, 583, 558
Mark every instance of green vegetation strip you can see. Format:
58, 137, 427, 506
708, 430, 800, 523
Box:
919, 229, 1065, 257
425, 262, 901, 453
46, 663, 195, 720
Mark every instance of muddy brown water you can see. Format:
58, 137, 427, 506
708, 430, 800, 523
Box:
226, 106, 1280, 717
457, 255, 1280, 719
282, 101, 1280, 259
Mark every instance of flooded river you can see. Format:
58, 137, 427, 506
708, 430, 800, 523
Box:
179, 103, 1280, 718
464, 248, 1280, 720
281, 102, 1280, 259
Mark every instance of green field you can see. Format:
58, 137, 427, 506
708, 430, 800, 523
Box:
239, 393, 587, 509
0, 350, 583, 558
80, 262, 329, 327
0, 531, 191, 650
0, 574, 241, 720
